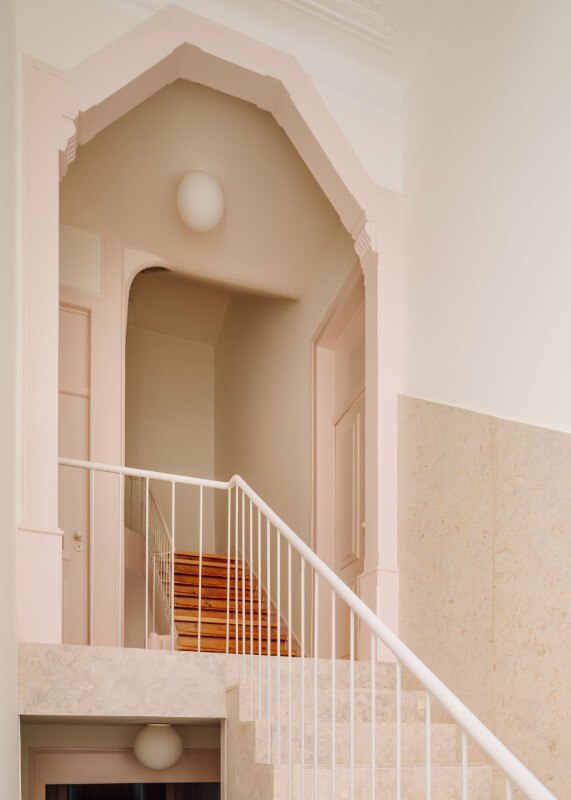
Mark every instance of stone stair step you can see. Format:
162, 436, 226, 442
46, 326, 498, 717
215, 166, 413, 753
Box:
253, 720, 459, 767
236, 659, 397, 691
239, 686, 451, 724
272, 763, 493, 800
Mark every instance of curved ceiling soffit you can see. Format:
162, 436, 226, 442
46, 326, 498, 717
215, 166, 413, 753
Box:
56, 4, 381, 269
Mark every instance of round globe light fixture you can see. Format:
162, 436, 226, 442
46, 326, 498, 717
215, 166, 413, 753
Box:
176, 170, 225, 233
134, 724, 184, 771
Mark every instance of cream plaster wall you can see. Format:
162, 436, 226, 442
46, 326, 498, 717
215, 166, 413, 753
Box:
214, 226, 356, 644
403, 0, 571, 433
214, 226, 356, 547
398, 396, 571, 799
61, 80, 342, 301
126, 325, 216, 551
60, 225, 102, 294
21, 722, 220, 800
0, 1, 21, 797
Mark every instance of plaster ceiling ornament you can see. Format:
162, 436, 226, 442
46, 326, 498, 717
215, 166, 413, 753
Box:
133, 723, 184, 770
278, 0, 413, 48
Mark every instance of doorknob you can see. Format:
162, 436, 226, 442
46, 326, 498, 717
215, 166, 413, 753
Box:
73, 531, 83, 552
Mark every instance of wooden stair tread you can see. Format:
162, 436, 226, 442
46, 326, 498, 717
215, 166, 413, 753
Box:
174, 592, 273, 615
175, 550, 239, 562
174, 606, 276, 623
175, 613, 279, 626
176, 622, 289, 640
174, 596, 270, 607
174, 585, 258, 598
177, 635, 298, 656
175, 558, 246, 570
174, 575, 254, 588
174, 563, 242, 574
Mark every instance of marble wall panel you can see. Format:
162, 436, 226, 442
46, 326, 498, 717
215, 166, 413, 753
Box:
398, 396, 571, 798
398, 397, 495, 727
18, 644, 233, 720
493, 419, 571, 796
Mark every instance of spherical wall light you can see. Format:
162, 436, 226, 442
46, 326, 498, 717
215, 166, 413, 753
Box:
176, 170, 225, 233
134, 724, 184, 771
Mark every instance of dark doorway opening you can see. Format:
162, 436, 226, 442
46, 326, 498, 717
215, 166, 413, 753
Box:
46, 785, 220, 800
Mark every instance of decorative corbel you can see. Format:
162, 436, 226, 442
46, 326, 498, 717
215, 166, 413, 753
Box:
59, 113, 78, 180
352, 214, 378, 276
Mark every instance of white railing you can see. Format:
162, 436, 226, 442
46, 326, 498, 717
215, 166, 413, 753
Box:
124, 476, 173, 642
148, 488, 174, 646
58, 457, 557, 800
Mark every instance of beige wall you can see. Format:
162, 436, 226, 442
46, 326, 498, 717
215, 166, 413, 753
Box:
0, 0, 20, 797
125, 326, 216, 552
403, 0, 571, 434
398, 396, 571, 799
21, 723, 220, 800
214, 226, 356, 546
214, 227, 356, 644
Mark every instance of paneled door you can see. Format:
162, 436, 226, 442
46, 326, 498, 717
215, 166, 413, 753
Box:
58, 304, 91, 644
334, 390, 365, 658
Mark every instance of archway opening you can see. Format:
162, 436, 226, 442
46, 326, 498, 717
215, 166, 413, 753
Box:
58, 76, 358, 649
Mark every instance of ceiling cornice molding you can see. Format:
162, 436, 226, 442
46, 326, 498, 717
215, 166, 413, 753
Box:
402, 0, 469, 115
279, 0, 413, 50
85, 0, 404, 115
310, 74, 401, 117
90, 0, 159, 20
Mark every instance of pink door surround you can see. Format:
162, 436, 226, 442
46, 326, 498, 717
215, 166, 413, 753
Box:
20, 5, 401, 646
29, 747, 220, 800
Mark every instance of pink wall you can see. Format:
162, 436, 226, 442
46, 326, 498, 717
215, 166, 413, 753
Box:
59, 233, 125, 646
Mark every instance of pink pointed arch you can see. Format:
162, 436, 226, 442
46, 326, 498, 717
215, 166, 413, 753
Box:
62, 5, 377, 234
20, 4, 400, 646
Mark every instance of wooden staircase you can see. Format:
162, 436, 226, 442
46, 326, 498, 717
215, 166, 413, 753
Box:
173, 551, 298, 655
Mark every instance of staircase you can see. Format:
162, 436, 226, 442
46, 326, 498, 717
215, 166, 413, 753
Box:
61, 458, 557, 800
226, 662, 493, 800
174, 551, 297, 655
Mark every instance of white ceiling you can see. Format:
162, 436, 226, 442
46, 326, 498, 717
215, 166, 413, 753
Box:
61, 80, 345, 298
87, 0, 464, 109
278, 0, 414, 49
128, 270, 231, 346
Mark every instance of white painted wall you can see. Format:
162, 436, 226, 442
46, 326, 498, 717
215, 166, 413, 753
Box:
403, 0, 571, 433
0, 0, 20, 796
125, 325, 216, 551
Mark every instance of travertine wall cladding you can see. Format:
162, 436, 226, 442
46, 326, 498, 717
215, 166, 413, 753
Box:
398, 396, 571, 798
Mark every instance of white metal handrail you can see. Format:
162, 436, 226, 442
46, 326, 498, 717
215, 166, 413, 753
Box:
58, 457, 556, 800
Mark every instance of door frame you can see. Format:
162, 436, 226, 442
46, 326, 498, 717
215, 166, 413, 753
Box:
29, 747, 220, 800
311, 264, 364, 570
